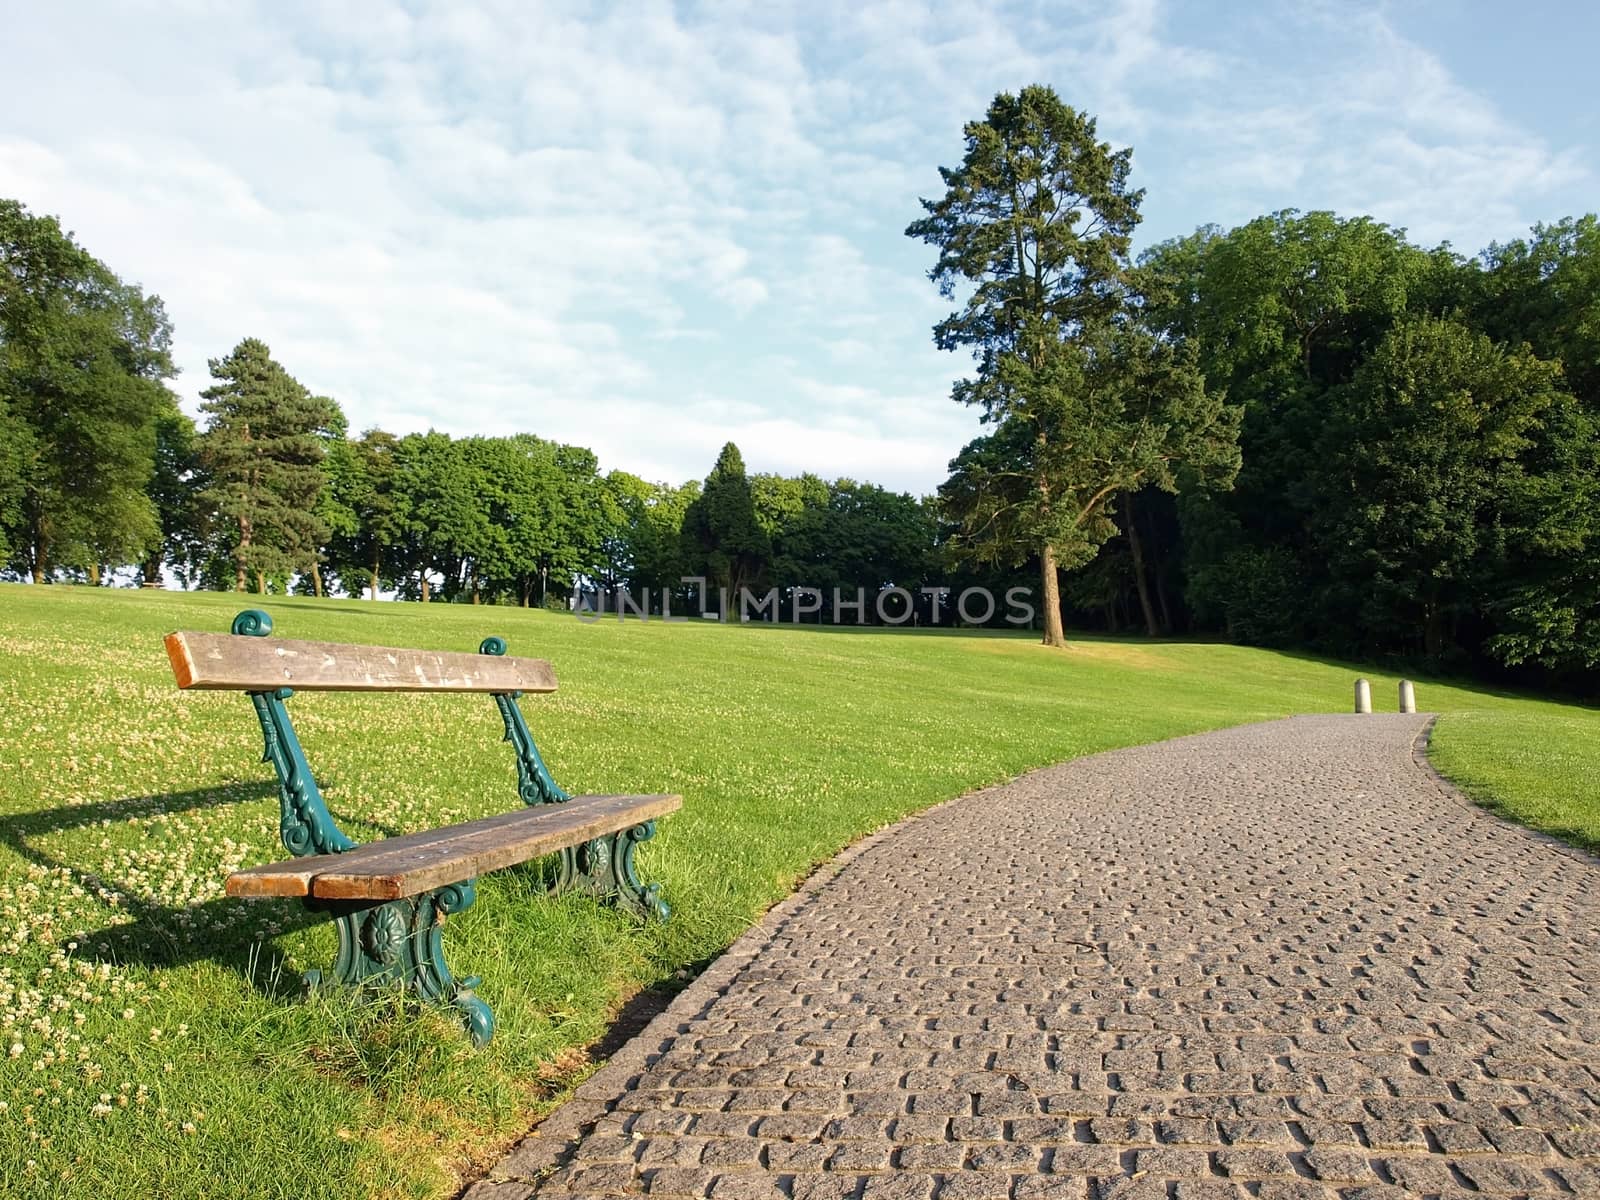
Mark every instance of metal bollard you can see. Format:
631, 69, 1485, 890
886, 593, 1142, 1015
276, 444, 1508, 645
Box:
1399, 679, 1416, 714
1354, 678, 1372, 714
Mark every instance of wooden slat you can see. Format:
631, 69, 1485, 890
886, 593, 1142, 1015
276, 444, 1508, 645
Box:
226, 794, 682, 901
166, 631, 557, 693
222, 807, 541, 898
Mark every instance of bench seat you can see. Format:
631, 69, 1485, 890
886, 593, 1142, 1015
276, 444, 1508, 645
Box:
228, 793, 682, 901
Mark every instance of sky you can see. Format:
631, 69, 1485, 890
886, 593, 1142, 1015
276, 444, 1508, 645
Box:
2, 0, 1595, 495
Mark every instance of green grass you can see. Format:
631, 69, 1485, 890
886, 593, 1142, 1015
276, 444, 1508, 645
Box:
0, 584, 1594, 1199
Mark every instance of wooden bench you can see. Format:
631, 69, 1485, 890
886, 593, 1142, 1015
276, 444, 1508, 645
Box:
164, 609, 680, 1045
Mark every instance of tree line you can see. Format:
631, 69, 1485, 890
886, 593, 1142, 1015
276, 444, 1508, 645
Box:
0, 204, 939, 611
3, 81, 1597, 690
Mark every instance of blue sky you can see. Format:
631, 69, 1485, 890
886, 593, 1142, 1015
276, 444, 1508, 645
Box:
3, 0, 1594, 494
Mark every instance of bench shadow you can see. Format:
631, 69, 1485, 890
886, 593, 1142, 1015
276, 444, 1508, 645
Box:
0, 783, 329, 999
3, 785, 574, 1002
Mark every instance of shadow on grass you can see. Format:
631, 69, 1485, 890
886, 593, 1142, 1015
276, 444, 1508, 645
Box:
2, 784, 588, 1006
0, 783, 328, 998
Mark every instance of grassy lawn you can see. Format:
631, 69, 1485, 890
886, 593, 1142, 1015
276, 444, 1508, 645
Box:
0, 584, 1595, 1199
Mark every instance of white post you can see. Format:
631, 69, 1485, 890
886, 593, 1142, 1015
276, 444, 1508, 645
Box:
1399, 679, 1416, 714
1354, 678, 1372, 714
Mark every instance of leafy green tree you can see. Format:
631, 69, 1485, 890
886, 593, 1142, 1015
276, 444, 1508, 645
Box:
141, 406, 207, 587
613, 476, 699, 604
681, 442, 769, 608
753, 472, 830, 593
908, 86, 1239, 646
548, 443, 610, 604
303, 409, 356, 597
391, 431, 488, 602
0, 199, 176, 581
197, 338, 342, 592
1140, 211, 1437, 641
593, 470, 654, 591
1317, 316, 1596, 660
1475, 215, 1600, 409
325, 428, 405, 599
0, 396, 30, 565
461, 434, 551, 605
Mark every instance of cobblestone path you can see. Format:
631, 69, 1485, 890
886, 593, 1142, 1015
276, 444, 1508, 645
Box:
474, 715, 1600, 1199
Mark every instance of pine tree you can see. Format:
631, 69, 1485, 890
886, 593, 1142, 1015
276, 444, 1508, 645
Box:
197, 338, 341, 592
681, 442, 769, 607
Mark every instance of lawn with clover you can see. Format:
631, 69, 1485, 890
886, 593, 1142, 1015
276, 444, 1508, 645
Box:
1, 584, 1596, 1200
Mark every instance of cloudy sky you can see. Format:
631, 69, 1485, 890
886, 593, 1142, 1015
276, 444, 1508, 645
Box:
3, 0, 1594, 494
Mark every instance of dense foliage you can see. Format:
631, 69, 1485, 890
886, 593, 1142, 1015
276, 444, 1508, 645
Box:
1134, 210, 1600, 684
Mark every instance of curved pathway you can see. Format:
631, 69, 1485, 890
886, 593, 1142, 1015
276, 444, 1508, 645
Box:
475, 715, 1600, 1199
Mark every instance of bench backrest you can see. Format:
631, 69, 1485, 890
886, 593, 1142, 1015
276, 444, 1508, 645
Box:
163, 609, 570, 860
165, 630, 556, 693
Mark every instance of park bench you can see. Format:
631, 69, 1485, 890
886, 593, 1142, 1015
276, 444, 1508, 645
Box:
163, 609, 680, 1045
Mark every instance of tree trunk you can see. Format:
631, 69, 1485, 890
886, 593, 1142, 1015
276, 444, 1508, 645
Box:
1123, 492, 1161, 637
30, 512, 51, 584
255, 571, 266, 594
471, 575, 480, 605
1039, 543, 1066, 648
539, 564, 548, 608
1423, 594, 1444, 658
420, 572, 430, 603
522, 579, 530, 608
1155, 565, 1174, 635
370, 550, 380, 601
311, 562, 324, 598
235, 513, 252, 592
89, 563, 102, 587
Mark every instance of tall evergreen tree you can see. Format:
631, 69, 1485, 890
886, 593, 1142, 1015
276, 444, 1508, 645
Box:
197, 338, 341, 592
681, 442, 768, 607
909, 86, 1239, 646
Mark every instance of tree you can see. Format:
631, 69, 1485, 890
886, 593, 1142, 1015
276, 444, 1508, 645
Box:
614, 477, 699, 604
142, 406, 206, 587
681, 442, 768, 609
197, 338, 342, 592
1476, 216, 1600, 411
461, 434, 558, 606
0, 199, 176, 581
908, 86, 1239, 646
324, 428, 404, 599
0, 396, 30, 565
1139, 211, 1437, 645
1316, 315, 1595, 660
391, 430, 489, 602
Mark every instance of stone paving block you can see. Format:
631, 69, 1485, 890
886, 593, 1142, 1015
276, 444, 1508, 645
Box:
475, 716, 1600, 1198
